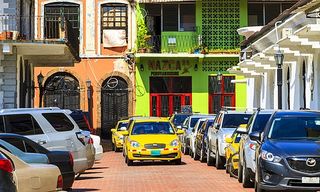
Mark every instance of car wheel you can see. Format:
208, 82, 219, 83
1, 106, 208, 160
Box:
199, 147, 206, 162
206, 143, 214, 166
238, 161, 243, 183
193, 147, 200, 160
243, 160, 254, 188
226, 157, 230, 174
254, 180, 265, 192
126, 156, 133, 166
112, 141, 115, 151
114, 145, 119, 152
183, 143, 189, 155
174, 158, 182, 165
215, 146, 224, 169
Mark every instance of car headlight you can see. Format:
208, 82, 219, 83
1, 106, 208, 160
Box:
170, 139, 179, 147
130, 140, 140, 148
119, 135, 124, 140
261, 150, 281, 163
223, 134, 231, 142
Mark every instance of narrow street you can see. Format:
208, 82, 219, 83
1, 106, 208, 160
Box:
72, 150, 254, 192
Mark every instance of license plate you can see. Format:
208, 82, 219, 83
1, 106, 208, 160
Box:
151, 150, 161, 156
302, 177, 320, 184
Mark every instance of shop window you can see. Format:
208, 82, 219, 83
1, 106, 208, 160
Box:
180, 4, 195, 31
209, 76, 235, 114
163, 4, 195, 31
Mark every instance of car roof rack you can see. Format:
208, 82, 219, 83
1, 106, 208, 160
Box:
0, 107, 61, 113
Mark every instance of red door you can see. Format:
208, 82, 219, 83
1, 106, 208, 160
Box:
150, 94, 192, 117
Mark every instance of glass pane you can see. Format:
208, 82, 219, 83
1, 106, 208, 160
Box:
180, 4, 195, 31
212, 95, 221, 114
224, 76, 235, 93
152, 96, 157, 116
209, 76, 221, 94
224, 96, 232, 107
173, 96, 181, 113
248, 3, 263, 26
150, 77, 192, 93
5, 114, 34, 135
161, 96, 169, 117
185, 96, 191, 105
0, 116, 4, 133
163, 4, 178, 31
42, 113, 74, 132
265, 4, 281, 24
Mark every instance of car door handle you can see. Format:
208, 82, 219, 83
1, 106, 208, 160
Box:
37, 140, 47, 145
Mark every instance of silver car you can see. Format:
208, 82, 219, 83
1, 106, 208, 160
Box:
207, 110, 252, 169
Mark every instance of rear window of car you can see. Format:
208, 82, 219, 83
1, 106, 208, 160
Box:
69, 113, 90, 131
172, 114, 191, 126
251, 114, 272, 132
42, 113, 74, 132
222, 114, 252, 128
4, 114, 43, 135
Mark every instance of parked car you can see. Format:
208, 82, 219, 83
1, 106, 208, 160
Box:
0, 108, 91, 174
0, 147, 63, 192
181, 114, 212, 155
0, 139, 49, 164
238, 110, 273, 187
207, 110, 252, 168
169, 113, 192, 129
111, 119, 129, 151
190, 118, 207, 157
123, 118, 184, 166
67, 109, 103, 161
225, 125, 247, 177
194, 118, 215, 162
0, 133, 75, 190
0, 151, 16, 192
251, 110, 320, 192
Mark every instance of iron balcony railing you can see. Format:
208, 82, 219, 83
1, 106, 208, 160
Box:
0, 15, 79, 58
145, 32, 201, 53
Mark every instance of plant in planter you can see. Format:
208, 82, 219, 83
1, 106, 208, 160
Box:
135, 3, 151, 53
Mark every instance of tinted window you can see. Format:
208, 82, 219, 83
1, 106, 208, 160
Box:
172, 114, 191, 126
131, 122, 174, 135
269, 117, 320, 139
117, 122, 128, 131
222, 114, 251, 128
251, 114, 272, 132
23, 141, 37, 153
70, 113, 90, 131
5, 114, 43, 135
0, 116, 4, 133
190, 117, 201, 129
2, 138, 26, 152
195, 121, 205, 133
43, 113, 74, 132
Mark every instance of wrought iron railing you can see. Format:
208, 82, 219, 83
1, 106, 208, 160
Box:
145, 32, 200, 53
0, 15, 79, 57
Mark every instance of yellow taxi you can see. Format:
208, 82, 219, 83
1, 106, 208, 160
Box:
111, 119, 129, 152
122, 118, 184, 166
225, 124, 247, 177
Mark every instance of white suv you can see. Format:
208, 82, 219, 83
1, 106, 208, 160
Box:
207, 110, 252, 169
0, 108, 91, 174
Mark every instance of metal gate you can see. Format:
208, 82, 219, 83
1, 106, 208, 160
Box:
43, 72, 80, 110
101, 77, 128, 138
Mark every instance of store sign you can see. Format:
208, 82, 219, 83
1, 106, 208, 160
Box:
147, 59, 193, 74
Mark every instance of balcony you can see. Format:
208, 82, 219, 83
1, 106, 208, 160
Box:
0, 15, 80, 65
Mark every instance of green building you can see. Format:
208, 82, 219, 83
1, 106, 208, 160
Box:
134, 0, 297, 116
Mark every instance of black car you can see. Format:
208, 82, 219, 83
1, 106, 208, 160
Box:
193, 118, 215, 162
0, 151, 16, 192
0, 134, 75, 190
251, 111, 320, 192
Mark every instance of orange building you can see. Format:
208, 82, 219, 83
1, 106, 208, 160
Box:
34, 0, 137, 138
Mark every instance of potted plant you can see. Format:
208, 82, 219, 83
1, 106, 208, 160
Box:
135, 3, 151, 53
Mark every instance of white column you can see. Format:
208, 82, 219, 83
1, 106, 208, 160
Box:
290, 61, 300, 110
246, 78, 255, 109
253, 76, 261, 108
305, 55, 313, 109
85, 0, 96, 55
260, 73, 267, 109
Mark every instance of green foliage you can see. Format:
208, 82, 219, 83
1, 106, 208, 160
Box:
135, 3, 149, 52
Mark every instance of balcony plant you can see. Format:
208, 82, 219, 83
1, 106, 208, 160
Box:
135, 3, 151, 53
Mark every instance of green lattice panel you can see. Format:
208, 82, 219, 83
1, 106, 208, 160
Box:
202, 0, 240, 50
202, 59, 238, 72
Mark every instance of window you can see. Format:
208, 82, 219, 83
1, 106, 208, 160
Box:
150, 77, 192, 93
222, 114, 252, 128
102, 4, 127, 30
42, 113, 74, 132
163, 3, 195, 31
2, 138, 26, 152
0, 116, 4, 133
209, 76, 235, 114
131, 122, 174, 135
4, 114, 43, 135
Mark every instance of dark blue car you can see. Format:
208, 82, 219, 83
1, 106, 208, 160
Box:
251, 111, 320, 192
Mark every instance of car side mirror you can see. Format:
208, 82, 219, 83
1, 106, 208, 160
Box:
119, 126, 127, 131
122, 130, 129, 136
225, 137, 233, 144
176, 125, 182, 129
249, 131, 261, 143
111, 129, 116, 133
176, 129, 184, 135
236, 127, 248, 134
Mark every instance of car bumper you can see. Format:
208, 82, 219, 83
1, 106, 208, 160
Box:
95, 144, 103, 161
127, 148, 181, 161
115, 141, 124, 148
62, 171, 75, 189
258, 159, 320, 191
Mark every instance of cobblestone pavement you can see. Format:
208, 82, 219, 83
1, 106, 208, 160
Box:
72, 151, 254, 192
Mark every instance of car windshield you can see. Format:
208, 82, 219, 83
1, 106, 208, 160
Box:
131, 122, 175, 135
269, 117, 320, 139
117, 122, 128, 131
172, 114, 191, 126
251, 114, 272, 132
222, 114, 251, 128
190, 117, 201, 128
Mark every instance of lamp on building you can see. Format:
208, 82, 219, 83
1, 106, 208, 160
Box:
86, 79, 93, 129
140, 63, 144, 71
274, 48, 284, 109
194, 63, 198, 71
37, 72, 44, 107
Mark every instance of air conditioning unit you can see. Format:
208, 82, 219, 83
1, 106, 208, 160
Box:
282, 28, 292, 38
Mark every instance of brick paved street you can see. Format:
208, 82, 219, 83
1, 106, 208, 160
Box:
72, 151, 254, 192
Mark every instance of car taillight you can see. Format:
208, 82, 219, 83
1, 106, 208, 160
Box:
249, 143, 256, 150
57, 175, 63, 189
0, 159, 14, 173
76, 132, 86, 146
69, 152, 74, 168
88, 137, 94, 145
83, 114, 95, 134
